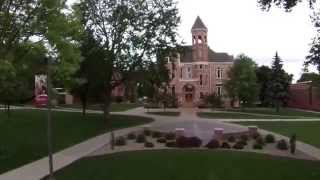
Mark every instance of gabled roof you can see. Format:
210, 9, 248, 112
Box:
192, 16, 207, 30
179, 46, 233, 63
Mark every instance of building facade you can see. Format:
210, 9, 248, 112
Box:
167, 17, 234, 107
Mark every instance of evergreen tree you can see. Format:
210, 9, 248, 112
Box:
267, 52, 293, 112
256, 65, 273, 106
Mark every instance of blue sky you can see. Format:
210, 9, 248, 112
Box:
68, 0, 319, 81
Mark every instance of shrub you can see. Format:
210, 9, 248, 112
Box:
227, 136, 236, 143
144, 142, 154, 148
206, 139, 220, 149
157, 137, 166, 144
255, 136, 265, 146
136, 134, 146, 143
127, 132, 136, 140
166, 141, 176, 148
221, 142, 231, 149
188, 137, 202, 147
238, 140, 247, 146
253, 143, 263, 150
144, 129, 151, 136
152, 131, 163, 138
265, 134, 275, 143
233, 141, 244, 150
176, 136, 202, 148
251, 132, 261, 140
115, 136, 126, 146
277, 139, 288, 150
240, 134, 249, 142
165, 132, 176, 140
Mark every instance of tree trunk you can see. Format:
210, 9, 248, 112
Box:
103, 87, 112, 122
275, 101, 280, 113
82, 97, 87, 117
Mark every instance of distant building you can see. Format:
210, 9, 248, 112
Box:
288, 81, 320, 111
166, 16, 234, 107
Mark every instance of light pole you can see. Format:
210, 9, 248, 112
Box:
46, 57, 55, 180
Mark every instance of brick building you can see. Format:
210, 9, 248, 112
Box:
167, 17, 234, 107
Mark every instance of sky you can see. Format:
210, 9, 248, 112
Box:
68, 0, 319, 81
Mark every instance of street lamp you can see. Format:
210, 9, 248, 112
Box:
46, 57, 55, 180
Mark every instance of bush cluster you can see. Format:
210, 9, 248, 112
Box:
233, 141, 245, 149
265, 134, 275, 143
144, 142, 154, 148
251, 132, 261, 140
221, 142, 231, 149
166, 141, 177, 148
255, 136, 265, 146
277, 139, 288, 150
227, 136, 236, 143
127, 132, 137, 140
152, 131, 163, 138
115, 136, 126, 146
136, 134, 146, 143
165, 132, 176, 140
240, 134, 249, 142
144, 129, 151, 136
176, 136, 202, 148
206, 139, 220, 149
157, 137, 166, 143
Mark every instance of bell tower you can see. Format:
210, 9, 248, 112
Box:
191, 16, 208, 62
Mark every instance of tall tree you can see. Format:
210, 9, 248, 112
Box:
77, 0, 180, 120
225, 54, 260, 108
267, 52, 293, 112
256, 65, 273, 106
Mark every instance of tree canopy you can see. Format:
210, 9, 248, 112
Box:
225, 54, 260, 107
77, 0, 180, 118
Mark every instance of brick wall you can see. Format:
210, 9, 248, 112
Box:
288, 82, 320, 111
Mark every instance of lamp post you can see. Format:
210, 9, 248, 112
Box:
46, 57, 55, 180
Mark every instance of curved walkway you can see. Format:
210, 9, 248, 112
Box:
1, 107, 320, 180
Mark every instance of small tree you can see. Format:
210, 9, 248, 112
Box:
225, 54, 260, 108
256, 66, 273, 106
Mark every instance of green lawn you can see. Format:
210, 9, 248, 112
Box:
59, 103, 141, 112
234, 121, 320, 148
146, 111, 180, 116
0, 109, 152, 174
229, 108, 320, 118
55, 150, 320, 180
197, 112, 294, 119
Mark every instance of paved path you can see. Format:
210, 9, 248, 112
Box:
1, 107, 320, 180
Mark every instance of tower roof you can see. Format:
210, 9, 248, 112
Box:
192, 16, 207, 30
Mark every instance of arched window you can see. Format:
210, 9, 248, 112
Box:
198, 35, 202, 44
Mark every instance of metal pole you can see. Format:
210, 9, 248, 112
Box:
47, 58, 55, 180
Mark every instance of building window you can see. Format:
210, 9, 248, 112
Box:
200, 92, 204, 99
188, 67, 191, 72
180, 68, 182, 79
216, 85, 223, 96
200, 65, 202, 69
172, 86, 175, 95
216, 67, 223, 79
200, 74, 203, 85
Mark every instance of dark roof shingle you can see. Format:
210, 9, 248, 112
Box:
179, 46, 233, 63
192, 16, 207, 30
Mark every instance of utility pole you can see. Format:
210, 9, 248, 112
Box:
46, 57, 55, 180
